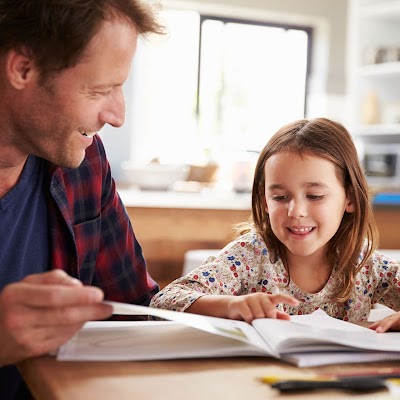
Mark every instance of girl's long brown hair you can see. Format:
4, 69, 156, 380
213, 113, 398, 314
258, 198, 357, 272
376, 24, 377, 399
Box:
250, 118, 378, 302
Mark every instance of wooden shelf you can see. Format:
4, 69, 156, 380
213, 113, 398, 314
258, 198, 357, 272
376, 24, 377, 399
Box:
349, 1, 400, 130
360, 62, 400, 77
353, 123, 400, 136
360, 1, 400, 19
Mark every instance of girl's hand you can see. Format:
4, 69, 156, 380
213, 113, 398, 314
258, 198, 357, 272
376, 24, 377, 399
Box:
226, 293, 299, 324
369, 312, 400, 333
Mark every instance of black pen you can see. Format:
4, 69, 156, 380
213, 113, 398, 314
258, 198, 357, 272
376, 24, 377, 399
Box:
271, 378, 388, 393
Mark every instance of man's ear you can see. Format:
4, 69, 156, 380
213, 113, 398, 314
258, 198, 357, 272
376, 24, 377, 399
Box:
5, 48, 35, 89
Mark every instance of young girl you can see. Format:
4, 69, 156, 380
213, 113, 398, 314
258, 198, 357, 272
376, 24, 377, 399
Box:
150, 118, 400, 332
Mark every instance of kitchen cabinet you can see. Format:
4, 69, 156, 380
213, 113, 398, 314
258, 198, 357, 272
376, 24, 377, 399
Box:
348, 0, 400, 140
374, 206, 400, 249
126, 206, 250, 288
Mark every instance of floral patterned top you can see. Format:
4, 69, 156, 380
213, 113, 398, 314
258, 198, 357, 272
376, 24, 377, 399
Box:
150, 229, 400, 322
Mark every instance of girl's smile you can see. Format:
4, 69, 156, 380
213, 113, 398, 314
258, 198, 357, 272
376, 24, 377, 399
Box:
287, 225, 315, 239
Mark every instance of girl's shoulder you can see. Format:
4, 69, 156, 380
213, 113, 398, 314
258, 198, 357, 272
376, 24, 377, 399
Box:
220, 228, 270, 257
360, 248, 400, 272
228, 228, 266, 245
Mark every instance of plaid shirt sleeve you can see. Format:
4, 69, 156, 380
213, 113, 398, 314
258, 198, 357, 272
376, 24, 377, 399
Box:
46, 135, 159, 306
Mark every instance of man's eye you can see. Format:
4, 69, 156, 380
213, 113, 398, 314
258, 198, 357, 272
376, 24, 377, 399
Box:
90, 89, 112, 97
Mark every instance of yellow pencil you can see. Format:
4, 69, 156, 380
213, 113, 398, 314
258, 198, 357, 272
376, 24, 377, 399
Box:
260, 375, 332, 384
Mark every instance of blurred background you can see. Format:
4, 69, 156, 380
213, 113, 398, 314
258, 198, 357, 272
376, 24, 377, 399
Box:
98, 0, 400, 287
103, 0, 348, 188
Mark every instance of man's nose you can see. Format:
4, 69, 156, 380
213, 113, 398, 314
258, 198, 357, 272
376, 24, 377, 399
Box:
99, 89, 125, 128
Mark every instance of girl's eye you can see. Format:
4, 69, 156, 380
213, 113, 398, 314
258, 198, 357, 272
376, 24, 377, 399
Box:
307, 195, 323, 200
271, 195, 287, 202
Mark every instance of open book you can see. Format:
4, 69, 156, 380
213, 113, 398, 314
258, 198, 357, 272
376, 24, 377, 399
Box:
57, 301, 400, 367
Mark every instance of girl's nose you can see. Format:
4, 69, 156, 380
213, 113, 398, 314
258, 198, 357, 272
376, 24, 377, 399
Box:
287, 199, 307, 218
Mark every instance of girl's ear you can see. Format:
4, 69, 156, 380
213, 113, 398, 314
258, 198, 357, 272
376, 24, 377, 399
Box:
263, 195, 269, 214
345, 189, 355, 213
345, 199, 355, 213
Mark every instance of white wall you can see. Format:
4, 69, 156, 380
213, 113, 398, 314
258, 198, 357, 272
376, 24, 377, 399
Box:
101, 0, 350, 180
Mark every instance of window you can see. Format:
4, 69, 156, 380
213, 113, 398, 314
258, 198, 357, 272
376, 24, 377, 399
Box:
126, 9, 312, 167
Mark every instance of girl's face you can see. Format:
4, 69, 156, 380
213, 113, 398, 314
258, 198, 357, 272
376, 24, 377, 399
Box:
264, 152, 354, 263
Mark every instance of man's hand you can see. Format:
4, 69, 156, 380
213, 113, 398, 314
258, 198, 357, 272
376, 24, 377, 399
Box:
369, 311, 400, 333
0, 270, 113, 366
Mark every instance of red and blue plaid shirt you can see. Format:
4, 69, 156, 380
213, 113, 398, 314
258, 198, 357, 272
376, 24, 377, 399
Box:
45, 135, 158, 305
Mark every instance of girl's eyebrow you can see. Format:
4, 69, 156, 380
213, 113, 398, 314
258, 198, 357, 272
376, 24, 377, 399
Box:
304, 182, 329, 189
267, 183, 284, 191
267, 182, 328, 191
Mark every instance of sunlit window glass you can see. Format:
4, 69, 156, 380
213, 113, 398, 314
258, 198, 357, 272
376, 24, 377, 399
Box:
128, 9, 311, 166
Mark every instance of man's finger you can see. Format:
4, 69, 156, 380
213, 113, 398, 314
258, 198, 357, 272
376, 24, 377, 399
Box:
2, 283, 104, 308
32, 303, 113, 327
7, 323, 86, 362
23, 270, 82, 286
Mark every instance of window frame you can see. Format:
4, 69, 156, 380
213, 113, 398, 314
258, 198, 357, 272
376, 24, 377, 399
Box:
195, 14, 313, 118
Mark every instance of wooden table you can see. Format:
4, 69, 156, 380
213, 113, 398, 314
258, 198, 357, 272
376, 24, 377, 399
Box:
18, 356, 400, 399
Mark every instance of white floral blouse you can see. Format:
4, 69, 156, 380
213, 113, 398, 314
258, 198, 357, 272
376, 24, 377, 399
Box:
150, 229, 400, 322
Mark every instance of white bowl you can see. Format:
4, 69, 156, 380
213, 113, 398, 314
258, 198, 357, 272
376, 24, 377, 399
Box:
121, 162, 189, 190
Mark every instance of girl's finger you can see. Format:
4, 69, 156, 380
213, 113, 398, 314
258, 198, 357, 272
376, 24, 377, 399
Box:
276, 310, 291, 320
269, 293, 299, 306
248, 299, 270, 320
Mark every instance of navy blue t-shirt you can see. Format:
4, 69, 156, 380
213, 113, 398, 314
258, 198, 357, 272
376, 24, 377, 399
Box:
0, 155, 49, 399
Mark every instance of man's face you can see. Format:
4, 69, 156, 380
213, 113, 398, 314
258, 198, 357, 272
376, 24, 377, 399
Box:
12, 18, 138, 168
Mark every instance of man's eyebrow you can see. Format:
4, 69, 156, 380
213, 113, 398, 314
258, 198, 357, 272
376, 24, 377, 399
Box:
91, 82, 123, 89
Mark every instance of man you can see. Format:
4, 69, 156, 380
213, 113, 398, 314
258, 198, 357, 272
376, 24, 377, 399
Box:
0, 0, 164, 398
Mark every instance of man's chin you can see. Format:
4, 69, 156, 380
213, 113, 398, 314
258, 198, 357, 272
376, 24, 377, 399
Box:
56, 152, 86, 169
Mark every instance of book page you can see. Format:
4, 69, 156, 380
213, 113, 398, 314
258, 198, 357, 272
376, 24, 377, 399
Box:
290, 309, 370, 331
251, 311, 400, 355
103, 301, 275, 356
283, 350, 400, 368
58, 321, 268, 361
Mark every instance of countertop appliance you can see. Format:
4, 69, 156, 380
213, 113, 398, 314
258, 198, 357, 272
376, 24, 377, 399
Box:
363, 143, 400, 190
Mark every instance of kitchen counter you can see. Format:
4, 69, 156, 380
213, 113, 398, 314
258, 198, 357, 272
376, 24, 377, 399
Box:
118, 187, 400, 288
119, 188, 400, 210
372, 192, 400, 207
118, 188, 251, 210
118, 187, 251, 288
